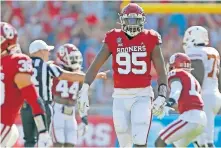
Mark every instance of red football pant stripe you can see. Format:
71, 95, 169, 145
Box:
160, 120, 182, 137
163, 121, 188, 141
1, 126, 11, 143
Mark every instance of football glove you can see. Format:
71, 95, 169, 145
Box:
77, 83, 90, 118
157, 105, 174, 119
152, 96, 166, 116
37, 132, 52, 147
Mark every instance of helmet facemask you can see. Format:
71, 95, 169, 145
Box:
119, 13, 145, 37
67, 51, 83, 71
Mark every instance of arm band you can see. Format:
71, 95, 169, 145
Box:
158, 84, 167, 98
21, 84, 44, 115
166, 98, 176, 107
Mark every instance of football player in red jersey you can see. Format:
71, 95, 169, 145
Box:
0, 22, 51, 146
78, 3, 168, 147
154, 53, 207, 147
51, 43, 109, 147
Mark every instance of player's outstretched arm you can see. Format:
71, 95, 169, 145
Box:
77, 43, 111, 128
151, 45, 168, 97
84, 43, 111, 86
190, 60, 204, 86
58, 69, 110, 82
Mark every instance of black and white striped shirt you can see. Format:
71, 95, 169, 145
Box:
31, 57, 62, 102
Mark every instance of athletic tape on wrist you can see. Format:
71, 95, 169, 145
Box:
158, 84, 167, 98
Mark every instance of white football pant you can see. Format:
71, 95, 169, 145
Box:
196, 92, 221, 145
51, 102, 78, 145
113, 96, 152, 147
0, 123, 19, 147
159, 109, 207, 147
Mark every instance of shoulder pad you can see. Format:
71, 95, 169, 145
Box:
146, 29, 162, 44
12, 53, 31, 61
106, 29, 121, 34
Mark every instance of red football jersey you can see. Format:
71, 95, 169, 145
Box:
1, 54, 33, 125
52, 77, 79, 100
103, 29, 161, 88
168, 69, 204, 114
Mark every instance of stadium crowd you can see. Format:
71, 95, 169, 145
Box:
1, 1, 221, 114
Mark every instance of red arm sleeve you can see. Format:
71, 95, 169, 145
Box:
20, 84, 44, 115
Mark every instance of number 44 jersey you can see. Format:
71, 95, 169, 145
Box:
52, 77, 79, 100
103, 29, 162, 88
1, 54, 33, 125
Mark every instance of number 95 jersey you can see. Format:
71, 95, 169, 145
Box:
103, 29, 162, 88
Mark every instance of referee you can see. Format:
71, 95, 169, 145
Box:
20, 40, 86, 147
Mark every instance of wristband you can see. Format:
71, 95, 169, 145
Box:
158, 84, 167, 98
34, 114, 47, 133
81, 116, 88, 125
166, 98, 176, 107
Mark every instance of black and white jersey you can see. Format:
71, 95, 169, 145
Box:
31, 57, 62, 102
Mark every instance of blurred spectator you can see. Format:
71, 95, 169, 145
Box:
2, 1, 221, 114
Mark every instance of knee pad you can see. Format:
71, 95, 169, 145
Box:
113, 111, 129, 133
132, 124, 149, 145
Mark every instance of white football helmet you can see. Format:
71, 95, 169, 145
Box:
183, 26, 209, 51
57, 44, 83, 71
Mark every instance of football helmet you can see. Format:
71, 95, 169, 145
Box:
168, 53, 192, 71
57, 43, 83, 70
119, 3, 145, 37
183, 26, 209, 51
0, 22, 19, 53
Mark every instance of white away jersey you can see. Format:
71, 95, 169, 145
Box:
185, 46, 220, 93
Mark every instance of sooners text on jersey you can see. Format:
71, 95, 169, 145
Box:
168, 69, 204, 114
103, 29, 161, 88
1, 54, 33, 125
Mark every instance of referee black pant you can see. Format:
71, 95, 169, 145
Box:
20, 99, 52, 147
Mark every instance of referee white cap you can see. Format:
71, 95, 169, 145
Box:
29, 40, 54, 54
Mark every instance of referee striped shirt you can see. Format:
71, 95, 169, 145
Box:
31, 57, 62, 102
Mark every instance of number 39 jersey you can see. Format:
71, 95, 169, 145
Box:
1, 54, 33, 125
168, 69, 204, 114
185, 46, 220, 93
52, 78, 79, 100
103, 29, 162, 88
